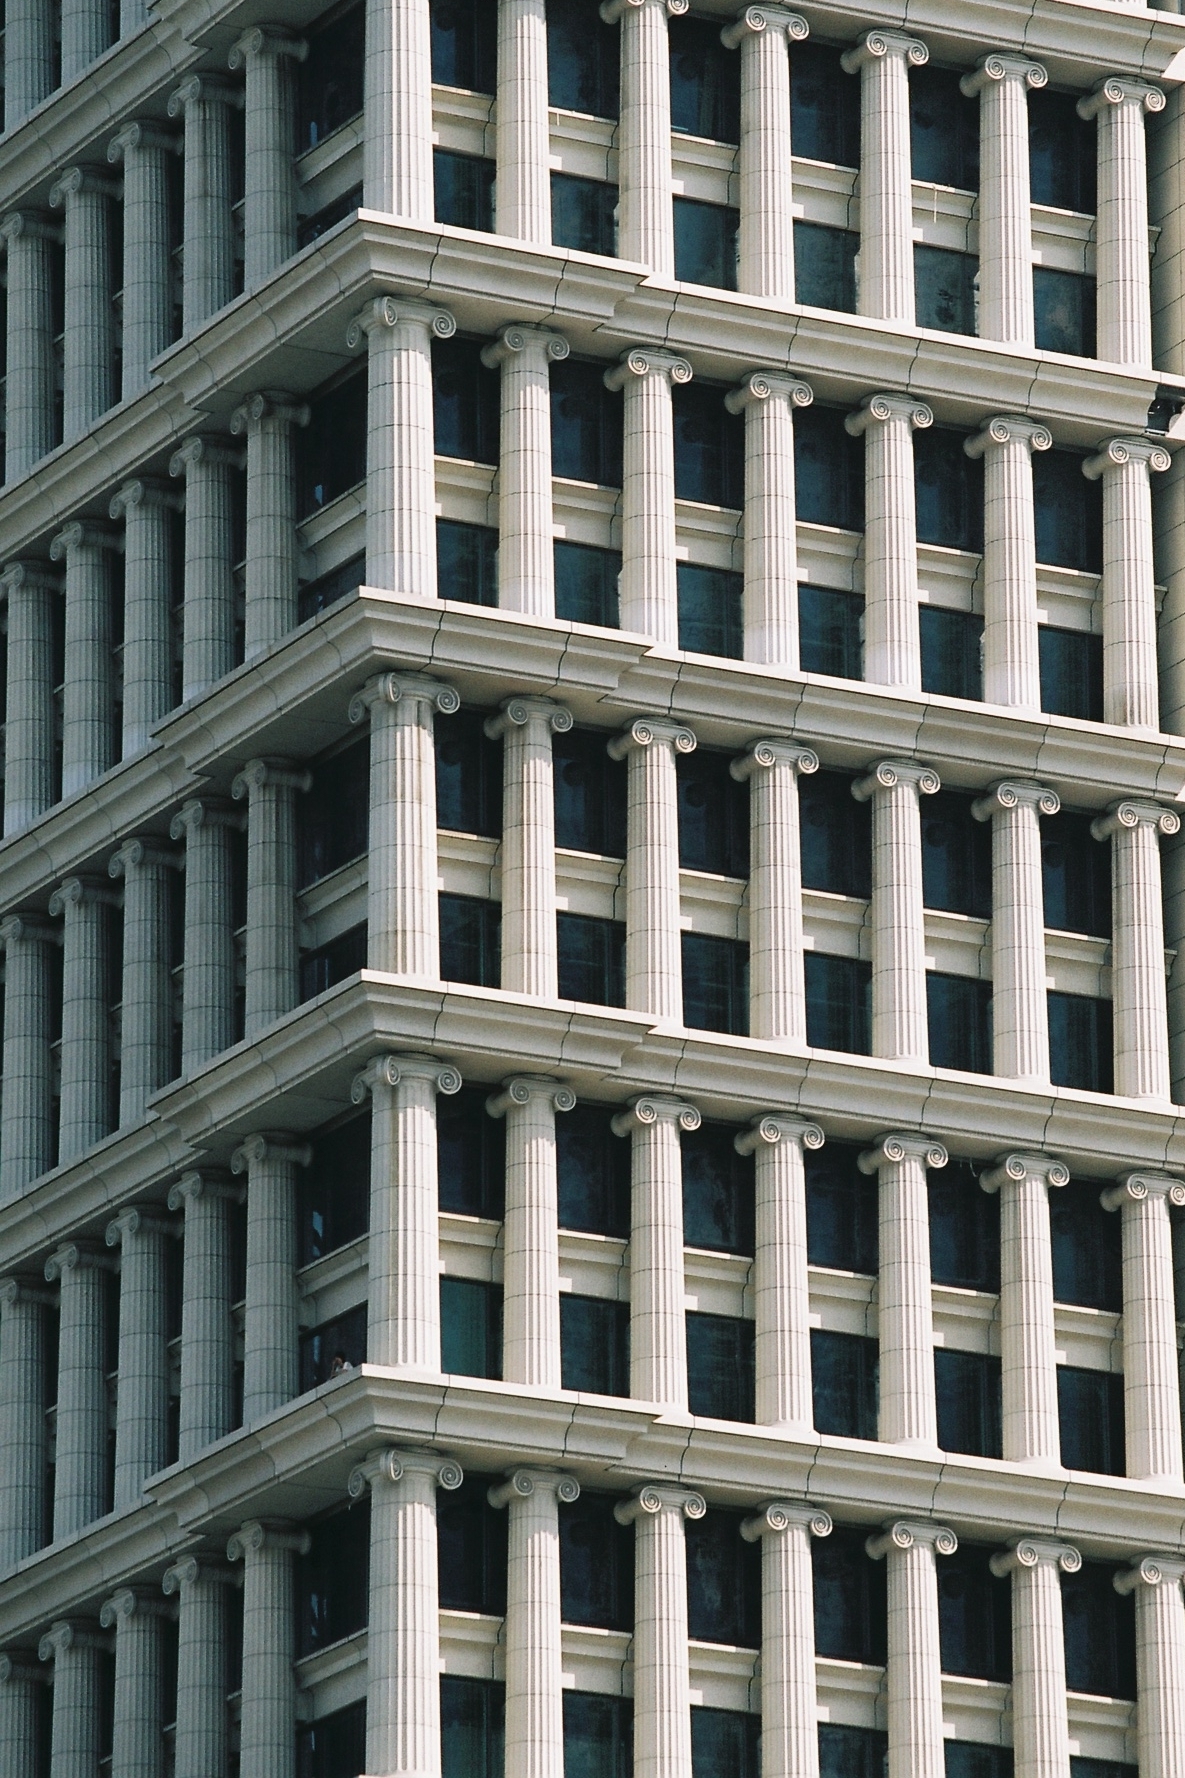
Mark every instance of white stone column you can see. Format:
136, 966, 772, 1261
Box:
1078, 78, 1164, 368
104, 1209, 170, 1508
230, 392, 309, 659
169, 798, 241, 1071
990, 1538, 1079, 1778
230, 1134, 309, 1422
167, 75, 240, 331
608, 717, 697, 1023
612, 1095, 700, 1409
99, 1589, 167, 1778
489, 1469, 580, 1776
0, 917, 57, 1198
168, 435, 244, 701
120, 0, 148, 37
0, 213, 58, 478
497, 0, 551, 243
482, 326, 569, 615
1115, 1556, 1185, 1778
39, 1622, 108, 1778
349, 672, 459, 977
60, 0, 110, 82
741, 1504, 830, 1778
226, 1520, 309, 1778
50, 521, 119, 799
737, 1116, 824, 1433
852, 759, 940, 1063
605, 347, 693, 642
1, 563, 58, 833
731, 739, 818, 1042
351, 1055, 462, 1374
346, 296, 456, 596
1084, 436, 1171, 730
1101, 1172, 1185, 1483
43, 1243, 114, 1537
230, 758, 311, 1036
364, 0, 433, 219
860, 1134, 948, 1449
107, 122, 175, 398
841, 31, 929, 322
167, 1171, 239, 1459
972, 781, 1060, 1081
162, 1557, 234, 1778
725, 373, 813, 666
961, 56, 1047, 345
49, 876, 115, 1163
0, 1652, 44, 1778
722, 8, 809, 302
108, 839, 175, 1123
110, 480, 180, 757
847, 394, 933, 688
4, 1, 56, 126
867, 1520, 956, 1778
600, 0, 686, 273
1092, 799, 1179, 1100
349, 1446, 463, 1777
227, 28, 305, 289
980, 1153, 1069, 1469
615, 1484, 704, 1778
487, 1078, 576, 1387
48, 168, 116, 439
965, 416, 1052, 710
485, 696, 571, 996
0, 1279, 51, 1567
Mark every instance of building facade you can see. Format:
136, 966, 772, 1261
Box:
3, 0, 1185, 1774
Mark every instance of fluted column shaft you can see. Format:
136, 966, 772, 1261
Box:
487, 697, 570, 995
1102, 1173, 1185, 1482
167, 76, 239, 329
228, 29, 304, 288
60, 0, 110, 81
227, 1521, 308, 1778
490, 1469, 580, 1776
231, 1136, 308, 1421
48, 170, 116, 438
45, 1245, 113, 1536
853, 760, 940, 1062
847, 395, 932, 688
5, 1, 55, 125
966, 416, 1051, 709
231, 393, 308, 658
0, 1654, 42, 1778
163, 1558, 232, 1778
109, 839, 174, 1121
169, 1173, 237, 1457
601, 0, 682, 273
868, 1521, 955, 1778
973, 781, 1060, 1080
108, 123, 175, 397
742, 1505, 830, 1778
614, 1096, 699, 1408
170, 799, 240, 1071
100, 1590, 166, 1778
605, 348, 693, 642
0, 213, 58, 478
732, 740, 817, 1041
111, 481, 178, 756
1079, 78, 1164, 367
1, 564, 57, 833
169, 436, 242, 701
738, 1118, 823, 1431
1092, 800, 1178, 1100
51, 522, 118, 798
39, 1623, 107, 1778
364, 0, 433, 217
231, 759, 309, 1035
489, 1079, 575, 1387
104, 1211, 170, 1507
842, 32, 928, 321
962, 57, 1046, 344
497, 0, 551, 243
0, 918, 57, 1196
0, 1281, 50, 1566
1116, 1557, 1185, 1778
615, 1485, 705, 1778
49, 877, 115, 1162
726, 373, 812, 665
609, 718, 696, 1022
483, 326, 569, 614
981, 1154, 1068, 1467
861, 1135, 948, 1448
991, 1539, 1079, 1778
723, 9, 809, 301
1084, 436, 1171, 729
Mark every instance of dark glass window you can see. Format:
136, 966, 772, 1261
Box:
911, 66, 979, 189
299, 1302, 367, 1389
557, 913, 626, 1007
299, 925, 367, 1001
687, 1313, 755, 1422
806, 954, 872, 1055
915, 429, 984, 552
794, 223, 859, 312
438, 519, 498, 606
563, 1693, 632, 1778
300, 370, 367, 514
298, 739, 368, 887
673, 384, 744, 508
441, 1676, 504, 1778
1062, 1561, 1136, 1697
297, 1702, 366, 1778
691, 1708, 759, 1778
561, 1295, 629, 1395
813, 1526, 888, 1663
297, 185, 362, 250
936, 1349, 1003, 1457
297, 1503, 369, 1655
682, 1122, 754, 1256
299, 552, 365, 622
946, 1748, 1015, 1778
438, 1474, 508, 1613
439, 1277, 502, 1378
812, 1330, 878, 1438
436, 709, 502, 837
682, 933, 749, 1036
800, 586, 863, 679
1039, 628, 1103, 721
558, 1104, 631, 1237
438, 1085, 505, 1218
554, 727, 626, 855
555, 541, 620, 626
433, 150, 495, 230
800, 771, 871, 896
1058, 1368, 1125, 1476
1029, 90, 1096, 211
1051, 1179, 1122, 1311
547, 0, 620, 119
560, 1491, 634, 1630
921, 608, 983, 700
1048, 993, 1113, 1093
1070, 1764, 1137, 1778
298, 2, 364, 149
551, 173, 618, 255
677, 749, 749, 877
432, 336, 500, 464
669, 15, 740, 142
686, 1509, 761, 1647
819, 1726, 890, 1778
791, 43, 861, 168
929, 1161, 999, 1290
439, 895, 501, 986
677, 562, 743, 659
922, 791, 992, 916
1034, 269, 1096, 358
299, 1113, 370, 1265
916, 247, 978, 336
674, 198, 739, 290
807, 1143, 878, 1274
795, 406, 865, 531
430, 0, 497, 93
928, 973, 993, 1074
938, 1543, 1012, 1680
1042, 811, 1111, 937
551, 359, 623, 487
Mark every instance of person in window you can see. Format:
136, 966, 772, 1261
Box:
329, 1351, 352, 1378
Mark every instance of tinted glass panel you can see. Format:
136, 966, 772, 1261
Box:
563, 1692, 632, 1778
439, 1476, 508, 1613
1029, 90, 1096, 212
690, 1708, 759, 1778
433, 150, 495, 229
936, 1349, 1003, 1457
800, 586, 863, 679
800, 771, 871, 896
1058, 1367, 1125, 1476
438, 1085, 505, 1218
806, 1142, 879, 1274
300, 371, 367, 513
795, 406, 865, 530
915, 429, 984, 551
560, 1493, 634, 1630
1042, 811, 1111, 937
561, 1295, 629, 1395
1048, 993, 1113, 1093
916, 246, 978, 335
813, 1526, 888, 1663
552, 173, 617, 255
929, 1161, 999, 1290
558, 1104, 631, 1237
298, 1504, 369, 1655
299, 926, 367, 1001
436, 709, 502, 837
677, 750, 749, 876
682, 1122, 754, 1255
669, 15, 740, 141
431, 0, 497, 92
812, 1330, 878, 1438
1062, 1561, 1136, 1697
555, 541, 620, 626
439, 1278, 502, 1378
1070, 1764, 1136, 1778
674, 199, 738, 289
299, 1303, 367, 1389
439, 895, 501, 986
441, 1676, 504, 1778
297, 1701, 367, 1778
554, 727, 627, 855
1051, 1180, 1122, 1311
946, 1748, 1015, 1778
685, 1510, 761, 1646
806, 955, 872, 1054
557, 913, 626, 1007
299, 552, 365, 623
911, 66, 979, 189
795, 222, 858, 311
297, 185, 362, 249
298, 740, 368, 887
937, 1544, 1012, 1680
673, 385, 744, 507
299, 1113, 370, 1264
551, 359, 623, 486
791, 43, 860, 167
922, 791, 992, 916
928, 973, 992, 1074
1033, 450, 1103, 570
438, 519, 498, 605
819, 1726, 889, 1778
433, 337, 500, 463
677, 563, 743, 659
1039, 628, 1103, 721
547, 0, 620, 118
1033, 268, 1096, 358
682, 933, 749, 1036
921, 608, 983, 700
298, 4, 364, 148
687, 1313, 755, 1422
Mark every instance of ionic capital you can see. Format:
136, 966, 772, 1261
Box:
484, 696, 573, 742
1114, 1554, 1185, 1595
167, 74, 242, 118
49, 521, 120, 562
486, 1075, 577, 1119
230, 390, 311, 436
1091, 799, 1181, 843
604, 347, 693, 393
346, 295, 456, 351
49, 167, 119, 209
162, 1555, 237, 1595
0, 561, 59, 599
735, 1114, 824, 1157
725, 370, 813, 415
1083, 436, 1172, 481
347, 1445, 464, 1499
866, 1519, 957, 1560
601, 0, 689, 23
0, 209, 59, 246
730, 738, 819, 783
107, 121, 178, 164
168, 435, 245, 479
722, 7, 809, 50
981, 1152, 1070, 1195
742, 1501, 832, 1541
607, 716, 697, 761
0, 1651, 48, 1683
964, 414, 1052, 459
109, 836, 178, 881
230, 1132, 312, 1175
110, 479, 182, 521
226, 1520, 311, 1562
852, 758, 940, 802
842, 30, 928, 75
1078, 76, 1165, 121
38, 1620, 110, 1662
44, 1243, 116, 1283
1101, 1171, 1185, 1213
169, 797, 242, 842
480, 325, 570, 370
99, 1587, 173, 1629
990, 1537, 1081, 1578
49, 875, 120, 917
614, 1483, 706, 1525
228, 26, 308, 69
488, 1468, 581, 1509
167, 1170, 241, 1212
611, 1094, 701, 1138
0, 1276, 55, 1310
972, 780, 1060, 824
0, 914, 58, 949
348, 671, 460, 727
105, 1205, 173, 1249
859, 1133, 948, 1175
350, 1052, 463, 1105
960, 54, 1047, 98
230, 757, 313, 802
